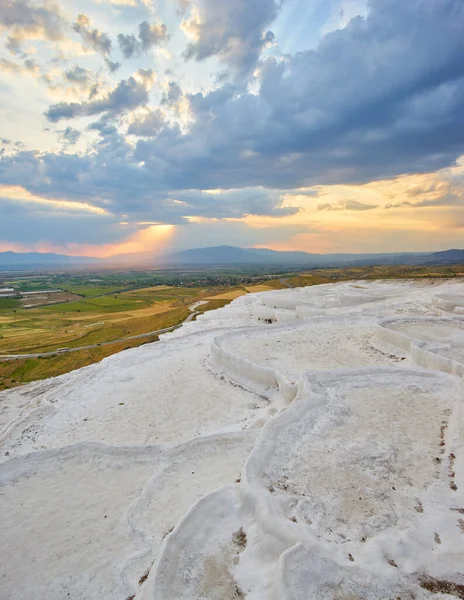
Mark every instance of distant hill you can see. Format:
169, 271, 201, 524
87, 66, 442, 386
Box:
0, 251, 99, 269
347, 248, 464, 267
162, 245, 431, 267
418, 249, 464, 264
1, 247, 463, 270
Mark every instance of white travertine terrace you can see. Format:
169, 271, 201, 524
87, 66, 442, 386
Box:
1, 279, 464, 599
432, 293, 464, 314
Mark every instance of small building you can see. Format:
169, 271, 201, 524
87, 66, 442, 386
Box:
20, 289, 62, 295
0, 287, 17, 298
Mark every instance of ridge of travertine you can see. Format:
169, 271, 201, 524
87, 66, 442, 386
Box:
1, 279, 464, 599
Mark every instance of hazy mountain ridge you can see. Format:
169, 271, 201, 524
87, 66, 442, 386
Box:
161, 246, 463, 267
0, 247, 463, 269
0, 251, 100, 268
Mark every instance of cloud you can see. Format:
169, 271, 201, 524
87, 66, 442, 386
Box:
117, 33, 139, 59
64, 65, 90, 84
0, 184, 107, 215
385, 193, 464, 209
0, 197, 124, 245
41, 64, 113, 103
57, 126, 81, 146
0, 58, 20, 72
181, 0, 279, 71
44, 75, 149, 121
161, 81, 182, 106
128, 109, 166, 136
62, 65, 96, 92
88, 116, 118, 136
72, 13, 112, 56
105, 58, 121, 72
3, 0, 464, 246
13, 0, 464, 193
135, 68, 156, 86
138, 20, 169, 49
170, 188, 299, 219
117, 20, 169, 58
0, 0, 65, 54
134, 0, 464, 190
0, 143, 300, 222
317, 199, 377, 211
93, 0, 151, 5
0, 57, 39, 75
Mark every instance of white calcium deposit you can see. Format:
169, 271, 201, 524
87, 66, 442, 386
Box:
1, 278, 464, 600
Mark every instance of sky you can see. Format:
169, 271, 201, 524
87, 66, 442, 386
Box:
0, 0, 463, 258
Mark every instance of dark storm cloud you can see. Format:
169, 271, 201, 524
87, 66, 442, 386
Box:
44, 76, 149, 122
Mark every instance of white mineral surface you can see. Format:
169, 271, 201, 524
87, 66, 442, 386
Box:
1, 279, 464, 600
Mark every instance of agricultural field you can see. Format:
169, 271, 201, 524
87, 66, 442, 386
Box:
0, 276, 285, 390
0, 298, 21, 312
0, 286, 217, 352
19, 291, 82, 309
0, 307, 190, 390
59, 284, 124, 297
1, 264, 462, 391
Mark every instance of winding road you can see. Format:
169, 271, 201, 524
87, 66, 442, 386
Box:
279, 278, 293, 288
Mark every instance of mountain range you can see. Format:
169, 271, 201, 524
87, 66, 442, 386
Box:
1, 246, 464, 269
0, 251, 99, 268
162, 246, 464, 267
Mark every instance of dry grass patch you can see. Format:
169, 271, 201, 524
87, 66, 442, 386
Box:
206, 290, 246, 300
244, 284, 283, 292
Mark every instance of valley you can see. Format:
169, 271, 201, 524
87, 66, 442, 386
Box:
1, 263, 463, 390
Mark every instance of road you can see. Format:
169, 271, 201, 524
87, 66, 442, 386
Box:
279, 278, 293, 288
0, 311, 198, 362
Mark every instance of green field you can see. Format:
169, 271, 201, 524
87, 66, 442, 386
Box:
60, 284, 125, 297
38, 295, 149, 313
0, 298, 20, 311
